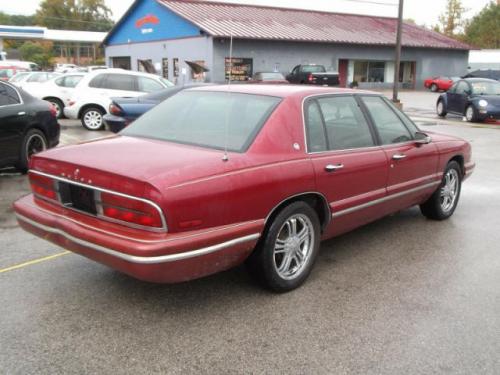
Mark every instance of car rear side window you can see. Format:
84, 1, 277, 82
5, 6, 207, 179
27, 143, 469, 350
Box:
103, 74, 136, 91
361, 96, 413, 145
122, 91, 281, 152
0, 83, 20, 106
305, 96, 375, 152
89, 74, 105, 88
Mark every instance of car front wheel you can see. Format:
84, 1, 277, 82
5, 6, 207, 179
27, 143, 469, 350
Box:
420, 161, 462, 220
17, 129, 47, 173
431, 83, 438, 92
81, 107, 104, 130
465, 105, 478, 123
246, 201, 321, 292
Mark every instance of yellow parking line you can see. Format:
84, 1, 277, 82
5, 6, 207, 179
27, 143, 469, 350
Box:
0, 251, 71, 274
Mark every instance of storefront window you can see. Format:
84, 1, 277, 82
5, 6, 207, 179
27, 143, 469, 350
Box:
162, 58, 169, 79
353, 61, 385, 83
173, 58, 179, 77
225, 58, 253, 81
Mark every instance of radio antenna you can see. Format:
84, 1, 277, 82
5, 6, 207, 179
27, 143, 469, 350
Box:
222, 31, 233, 162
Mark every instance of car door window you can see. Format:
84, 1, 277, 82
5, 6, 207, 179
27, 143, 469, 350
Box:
103, 74, 136, 91
361, 96, 413, 145
316, 96, 375, 150
137, 77, 164, 93
455, 81, 470, 95
448, 82, 458, 93
305, 101, 328, 152
89, 74, 106, 88
0, 83, 21, 106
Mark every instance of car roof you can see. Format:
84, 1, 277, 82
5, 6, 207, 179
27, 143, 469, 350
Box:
189, 84, 374, 98
85, 68, 160, 79
463, 78, 499, 83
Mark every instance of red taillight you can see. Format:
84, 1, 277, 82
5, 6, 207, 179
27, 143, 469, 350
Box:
49, 103, 57, 118
308, 73, 314, 82
109, 103, 123, 116
100, 192, 162, 228
29, 172, 57, 201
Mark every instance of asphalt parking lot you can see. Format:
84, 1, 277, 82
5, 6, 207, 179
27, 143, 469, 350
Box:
1, 91, 499, 374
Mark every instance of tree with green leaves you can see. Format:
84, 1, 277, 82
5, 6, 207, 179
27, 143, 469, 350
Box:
0, 12, 36, 26
35, 0, 114, 32
19, 41, 53, 68
464, 1, 500, 48
436, 0, 467, 37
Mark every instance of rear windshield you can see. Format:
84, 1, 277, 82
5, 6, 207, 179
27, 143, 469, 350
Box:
122, 91, 281, 152
302, 65, 326, 73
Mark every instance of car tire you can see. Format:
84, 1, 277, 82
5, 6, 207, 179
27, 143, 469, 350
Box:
420, 161, 462, 221
45, 98, 64, 119
436, 100, 447, 117
430, 83, 438, 92
465, 105, 478, 123
81, 107, 105, 130
246, 201, 321, 292
16, 129, 47, 173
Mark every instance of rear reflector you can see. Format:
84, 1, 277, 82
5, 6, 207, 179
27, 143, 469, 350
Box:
100, 192, 162, 228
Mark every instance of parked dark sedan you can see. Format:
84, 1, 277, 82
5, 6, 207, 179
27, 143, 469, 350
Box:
0, 81, 59, 171
436, 78, 500, 122
103, 84, 211, 133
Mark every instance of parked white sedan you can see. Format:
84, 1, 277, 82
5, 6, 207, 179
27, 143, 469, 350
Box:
23, 73, 85, 118
64, 69, 174, 130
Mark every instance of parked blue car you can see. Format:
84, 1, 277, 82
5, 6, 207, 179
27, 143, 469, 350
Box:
103, 84, 211, 133
436, 78, 500, 123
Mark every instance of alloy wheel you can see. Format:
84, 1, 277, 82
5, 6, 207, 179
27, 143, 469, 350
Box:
84, 110, 103, 130
440, 168, 459, 213
273, 214, 314, 280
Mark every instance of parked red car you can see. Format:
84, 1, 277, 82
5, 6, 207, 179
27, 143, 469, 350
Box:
0, 66, 28, 81
424, 76, 460, 92
14, 85, 475, 291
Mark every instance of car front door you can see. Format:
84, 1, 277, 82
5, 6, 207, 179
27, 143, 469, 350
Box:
359, 95, 439, 211
448, 80, 470, 114
305, 95, 389, 237
0, 83, 26, 166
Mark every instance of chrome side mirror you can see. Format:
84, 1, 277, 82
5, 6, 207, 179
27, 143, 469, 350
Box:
415, 131, 431, 145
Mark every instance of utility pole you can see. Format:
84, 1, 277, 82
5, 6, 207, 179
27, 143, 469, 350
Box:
392, 0, 404, 106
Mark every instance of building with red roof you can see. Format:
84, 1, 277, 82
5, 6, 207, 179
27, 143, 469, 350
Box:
103, 0, 472, 88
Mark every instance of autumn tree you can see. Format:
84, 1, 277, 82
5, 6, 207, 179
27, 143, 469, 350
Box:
19, 41, 54, 68
464, 1, 500, 48
437, 0, 467, 36
35, 0, 113, 32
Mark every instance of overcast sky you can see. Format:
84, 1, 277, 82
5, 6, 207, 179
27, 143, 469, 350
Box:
2, 0, 493, 29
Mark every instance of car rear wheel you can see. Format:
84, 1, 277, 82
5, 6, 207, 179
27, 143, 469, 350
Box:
465, 105, 478, 123
246, 201, 321, 292
17, 129, 47, 173
436, 100, 447, 117
431, 83, 438, 92
46, 98, 64, 119
420, 161, 462, 220
81, 107, 104, 130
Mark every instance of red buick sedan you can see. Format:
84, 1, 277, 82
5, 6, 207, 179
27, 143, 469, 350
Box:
14, 85, 475, 292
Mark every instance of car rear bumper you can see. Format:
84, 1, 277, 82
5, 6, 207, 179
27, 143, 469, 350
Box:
14, 195, 262, 283
103, 114, 128, 133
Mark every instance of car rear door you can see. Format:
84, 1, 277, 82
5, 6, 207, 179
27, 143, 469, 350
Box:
0, 83, 26, 165
359, 95, 439, 211
305, 95, 389, 237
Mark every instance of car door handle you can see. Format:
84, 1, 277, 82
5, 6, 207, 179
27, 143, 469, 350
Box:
392, 153, 406, 160
325, 164, 344, 172
17, 111, 26, 116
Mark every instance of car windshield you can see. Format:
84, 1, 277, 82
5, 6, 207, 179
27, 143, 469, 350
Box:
259, 73, 285, 80
471, 81, 500, 95
122, 91, 281, 152
302, 65, 326, 73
